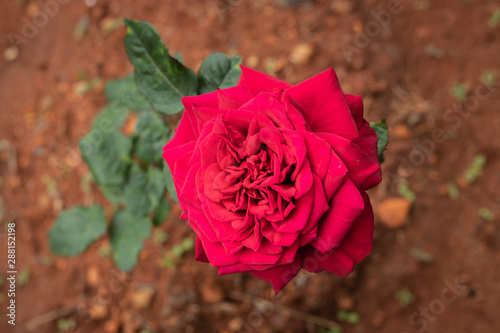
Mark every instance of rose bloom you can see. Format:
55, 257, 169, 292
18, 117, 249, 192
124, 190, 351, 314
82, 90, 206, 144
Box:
163, 66, 381, 293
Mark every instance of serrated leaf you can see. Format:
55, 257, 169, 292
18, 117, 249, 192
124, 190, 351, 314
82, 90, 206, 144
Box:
79, 130, 132, 186
92, 105, 129, 131
110, 209, 152, 272
124, 19, 197, 114
133, 111, 169, 163
370, 119, 388, 163
162, 160, 178, 203
125, 165, 165, 216
153, 197, 170, 226
49, 205, 107, 256
198, 53, 242, 94
104, 73, 152, 111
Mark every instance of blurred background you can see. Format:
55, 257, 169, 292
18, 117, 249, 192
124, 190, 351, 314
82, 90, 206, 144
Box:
1, 0, 500, 332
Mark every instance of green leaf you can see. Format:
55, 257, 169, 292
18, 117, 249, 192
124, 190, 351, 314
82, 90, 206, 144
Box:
99, 184, 126, 206
173, 52, 184, 64
449, 82, 469, 103
92, 105, 129, 131
463, 154, 486, 184
153, 197, 170, 226
395, 289, 415, 308
104, 73, 152, 111
488, 8, 500, 28
110, 209, 152, 272
133, 111, 169, 164
162, 160, 178, 203
124, 19, 197, 114
124, 164, 165, 216
337, 310, 360, 324
370, 119, 388, 163
198, 53, 242, 94
79, 130, 132, 186
49, 205, 107, 256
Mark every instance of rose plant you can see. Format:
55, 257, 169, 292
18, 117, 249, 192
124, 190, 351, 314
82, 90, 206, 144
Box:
49, 19, 388, 292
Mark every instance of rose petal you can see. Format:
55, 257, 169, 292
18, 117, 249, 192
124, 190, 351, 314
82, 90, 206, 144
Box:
192, 106, 225, 133
241, 219, 262, 251
258, 238, 283, 254
250, 255, 302, 294
301, 175, 329, 236
238, 65, 292, 95
238, 246, 283, 265
323, 150, 348, 200
318, 132, 381, 191
272, 182, 314, 234
202, 163, 228, 202
331, 191, 374, 263
301, 192, 374, 276
186, 204, 219, 243
195, 237, 209, 263
197, 234, 240, 267
217, 86, 255, 110
261, 223, 300, 247
177, 93, 220, 142
293, 159, 313, 199
179, 162, 201, 207
301, 245, 354, 276
344, 94, 364, 129
286, 68, 358, 140
352, 121, 382, 189
300, 131, 332, 180
311, 178, 364, 253
280, 130, 306, 181
163, 141, 195, 176
221, 240, 244, 255
217, 261, 275, 274
240, 92, 294, 129
221, 109, 255, 136
278, 90, 309, 131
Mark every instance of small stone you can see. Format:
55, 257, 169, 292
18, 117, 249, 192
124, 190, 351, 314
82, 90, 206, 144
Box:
85, 0, 97, 7
437, 184, 448, 195
200, 278, 225, 304
89, 303, 109, 320
428, 154, 438, 165
4, 46, 19, 62
371, 310, 386, 328
228, 317, 243, 332
121, 311, 140, 333
246, 55, 260, 68
351, 57, 366, 71
392, 124, 412, 140
103, 319, 120, 333
289, 43, 315, 65
86, 265, 100, 287
375, 198, 412, 229
331, 0, 354, 15
370, 79, 389, 93
130, 286, 156, 309
274, 57, 289, 72
38, 195, 50, 209
425, 44, 445, 59
26, 3, 40, 17
352, 20, 364, 33
263, 5, 275, 16
337, 294, 354, 310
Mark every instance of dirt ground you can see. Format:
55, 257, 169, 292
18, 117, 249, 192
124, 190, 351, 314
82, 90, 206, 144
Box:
1, 0, 500, 332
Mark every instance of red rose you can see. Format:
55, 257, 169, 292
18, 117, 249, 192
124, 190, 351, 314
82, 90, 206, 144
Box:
163, 66, 381, 293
